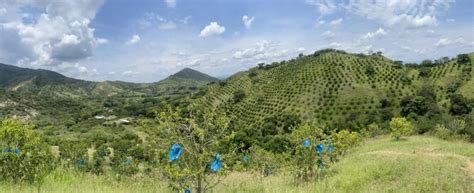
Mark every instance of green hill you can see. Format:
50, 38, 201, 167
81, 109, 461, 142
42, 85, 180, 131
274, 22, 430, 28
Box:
150, 68, 217, 91
199, 50, 473, 130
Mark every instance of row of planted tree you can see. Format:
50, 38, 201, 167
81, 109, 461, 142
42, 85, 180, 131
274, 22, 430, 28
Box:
0, 102, 465, 193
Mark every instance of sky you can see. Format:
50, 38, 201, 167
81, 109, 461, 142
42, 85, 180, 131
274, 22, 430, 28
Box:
0, 0, 473, 83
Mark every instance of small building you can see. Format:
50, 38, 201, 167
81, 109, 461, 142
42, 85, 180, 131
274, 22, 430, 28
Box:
119, 119, 131, 125
94, 116, 105, 120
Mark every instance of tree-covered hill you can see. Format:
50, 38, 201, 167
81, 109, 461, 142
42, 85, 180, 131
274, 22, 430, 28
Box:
199, 50, 473, 132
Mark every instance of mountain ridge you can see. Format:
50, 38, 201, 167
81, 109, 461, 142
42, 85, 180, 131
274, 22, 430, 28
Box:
0, 63, 218, 96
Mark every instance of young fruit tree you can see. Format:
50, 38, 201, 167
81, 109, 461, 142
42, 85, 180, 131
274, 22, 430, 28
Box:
147, 104, 234, 193
289, 122, 335, 182
389, 117, 414, 141
0, 119, 55, 191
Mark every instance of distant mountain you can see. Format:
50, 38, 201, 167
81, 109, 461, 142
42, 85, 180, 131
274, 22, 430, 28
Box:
159, 68, 218, 84
0, 63, 218, 97
153, 68, 218, 91
0, 63, 84, 88
0, 63, 96, 95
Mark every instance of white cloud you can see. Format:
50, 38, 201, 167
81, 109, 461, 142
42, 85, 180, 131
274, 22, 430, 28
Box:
362, 28, 387, 39
328, 42, 342, 48
0, 0, 106, 69
180, 16, 191, 24
139, 13, 179, 29
199, 22, 225, 37
126, 35, 141, 45
242, 15, 255, 29
96, 38, 108, 45
346, 0, 454, 29
315, 19, 325, 27
159, 21, 177, 30
305, 0, 337, 15
329, 18, 343, 27
122, 70, 140, 76
434, 37, 466, 47
164, 0, 176, 8
322, 30, 335, 39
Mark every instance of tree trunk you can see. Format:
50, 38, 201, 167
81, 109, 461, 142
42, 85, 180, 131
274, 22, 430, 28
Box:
197, 175, 203, 193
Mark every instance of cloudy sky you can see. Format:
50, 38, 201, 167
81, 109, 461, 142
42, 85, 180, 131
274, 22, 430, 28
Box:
0, 0, 473, 82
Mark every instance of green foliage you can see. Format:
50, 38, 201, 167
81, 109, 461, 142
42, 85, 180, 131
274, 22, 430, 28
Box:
365, 65, 375, 76
0, 119, 55, 184
232, 90, 246, 104
289, 122, 332, 182
149, 105, 233, 193
457, 54, 470, 64
434, 124, 451, 140
330, 130, 361, 156
361, 123, 381, 138
389, 117, 414, 141
449, 94, 472, 115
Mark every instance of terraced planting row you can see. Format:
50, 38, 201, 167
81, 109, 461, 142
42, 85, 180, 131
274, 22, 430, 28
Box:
199, 52, 413, 127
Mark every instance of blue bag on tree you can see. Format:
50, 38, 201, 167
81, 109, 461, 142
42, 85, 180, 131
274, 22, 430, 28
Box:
303, 139, 310, 148
316, 144, 324, 154
210, 154, 222, 172
168, 143, 183, 162
243, 155, 249, 164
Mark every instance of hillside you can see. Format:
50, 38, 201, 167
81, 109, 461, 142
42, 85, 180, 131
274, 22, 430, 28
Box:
152, 68, 218, 91
0, 64, 217, 97
199, 50, 473, 130
0, 64, 217, 136
1, 136, 471, 193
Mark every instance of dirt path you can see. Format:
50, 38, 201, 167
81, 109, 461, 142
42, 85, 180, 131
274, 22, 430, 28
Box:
366, 149, 474, 180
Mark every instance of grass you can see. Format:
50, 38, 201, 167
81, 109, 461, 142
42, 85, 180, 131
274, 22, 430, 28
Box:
2, 135, 473, 193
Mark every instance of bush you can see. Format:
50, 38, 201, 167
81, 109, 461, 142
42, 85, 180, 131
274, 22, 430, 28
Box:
232, 90, 246, 104
148, 105, 234, 193
0, 119, 55, 184
389, 117, 414, 141
361, 123, 381, 138
289, 122, 331, 181
330, 130, 361, 156
434, 124, 451, 140
449, 94, 472, 115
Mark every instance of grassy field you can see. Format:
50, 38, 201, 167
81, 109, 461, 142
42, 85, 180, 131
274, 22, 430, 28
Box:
2, 135, 472, 193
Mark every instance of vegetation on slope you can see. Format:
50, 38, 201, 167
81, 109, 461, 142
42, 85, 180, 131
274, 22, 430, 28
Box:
1, 136, 471, 193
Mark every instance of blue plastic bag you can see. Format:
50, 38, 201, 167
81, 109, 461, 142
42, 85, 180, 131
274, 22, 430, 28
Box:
124, 158, 132, 165
75, 157, 86, 168
327, 145, 334, 153
210, 154, 222, 172
243, 155, 249, 164
316, 144, 324, 154
14, 148, 20, 155
184, 188, 191, 193
303, 139, 310, 148
168, 143, 183, 162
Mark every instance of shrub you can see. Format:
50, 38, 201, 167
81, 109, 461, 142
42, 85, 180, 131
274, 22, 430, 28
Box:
389, 117, 414, 141
330, 130, 361, 156
449, 94, 471, 115
148, 105, 234, 193
0, 119, 55, 184
361, 123, 381, 138
434, 124, 451, 140
232, 90, 246, 104
289, 122, 331, 181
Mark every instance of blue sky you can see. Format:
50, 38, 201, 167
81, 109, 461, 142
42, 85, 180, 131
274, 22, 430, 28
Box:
0, 0, 473, 82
